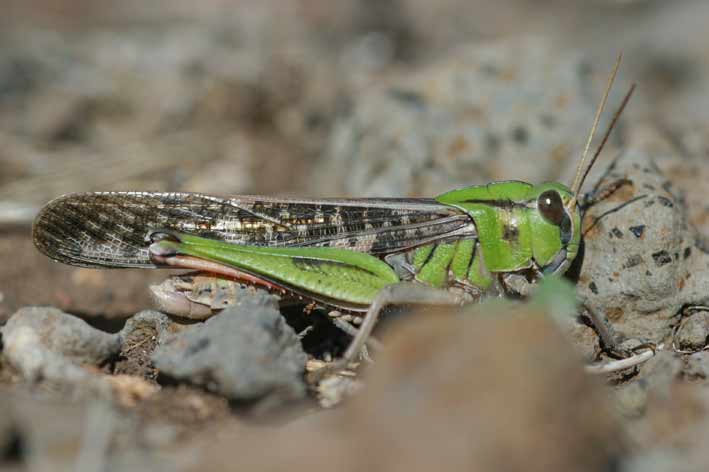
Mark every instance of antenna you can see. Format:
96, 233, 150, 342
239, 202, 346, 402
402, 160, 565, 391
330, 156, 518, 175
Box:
570, 53, 623, 198
574, 83, 636, 198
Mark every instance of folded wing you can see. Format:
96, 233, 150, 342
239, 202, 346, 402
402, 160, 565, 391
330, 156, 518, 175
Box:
33, 191, 476, 268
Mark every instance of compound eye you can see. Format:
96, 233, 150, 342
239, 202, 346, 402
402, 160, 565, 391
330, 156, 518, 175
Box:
538, 190, 565, 226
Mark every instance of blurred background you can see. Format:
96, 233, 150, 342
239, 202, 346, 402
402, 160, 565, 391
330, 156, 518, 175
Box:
1, 0, 708, 319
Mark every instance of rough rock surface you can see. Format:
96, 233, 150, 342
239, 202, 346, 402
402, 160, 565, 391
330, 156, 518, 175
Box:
151, 294, 307, 402
684, 352, 709, 380
2, 306, 120, 366
1, 307, 120, 386
0, 307, 158, 406
114, 310, 177, 381
675, 309, 709, 352
578, 149, 709, 342
320, 37, 604, 198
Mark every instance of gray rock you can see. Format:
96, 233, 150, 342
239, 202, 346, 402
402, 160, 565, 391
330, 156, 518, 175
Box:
684, 352, 709, 380
644, 124, 709, 240
578, 149, 709, 342
615, 381, 648, 418
620, 380, 709, 472
2, 306, 120, 365
614, 349, 683, 418
1, 309, 119, 400
636, 351, 683, 400
675, 310, 709, 351
319, 37, 604, 198
151, 293, 307, 402
3, 323, 93, 385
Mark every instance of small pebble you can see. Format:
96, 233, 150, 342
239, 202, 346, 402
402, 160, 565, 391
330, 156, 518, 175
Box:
578, 149, 703, 344
675, 311, 709, 351
2, 306, 120, 365
317, 375, 362, 408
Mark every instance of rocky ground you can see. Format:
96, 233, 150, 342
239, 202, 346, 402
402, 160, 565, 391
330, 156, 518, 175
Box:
1, 1, 709, 470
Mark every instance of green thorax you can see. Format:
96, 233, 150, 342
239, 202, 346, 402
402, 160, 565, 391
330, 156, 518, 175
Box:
434, 181, 580, 273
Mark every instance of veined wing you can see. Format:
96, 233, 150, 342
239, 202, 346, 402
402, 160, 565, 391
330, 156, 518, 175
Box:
33, 191, 476, 268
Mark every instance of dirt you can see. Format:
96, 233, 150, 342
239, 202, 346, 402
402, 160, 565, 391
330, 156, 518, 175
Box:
133, 386, 232, 442
113, 322, 160, 381
0, 234, 165, 321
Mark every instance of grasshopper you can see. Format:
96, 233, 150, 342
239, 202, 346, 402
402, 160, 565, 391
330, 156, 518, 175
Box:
32, 56, 634, 373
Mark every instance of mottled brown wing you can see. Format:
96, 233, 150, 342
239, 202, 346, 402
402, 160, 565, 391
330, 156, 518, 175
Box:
33, 191, 476, 268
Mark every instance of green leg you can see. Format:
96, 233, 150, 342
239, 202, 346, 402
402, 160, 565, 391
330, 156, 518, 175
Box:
149, 230, 400, 308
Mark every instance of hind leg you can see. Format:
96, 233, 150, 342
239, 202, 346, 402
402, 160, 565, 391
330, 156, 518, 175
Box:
311, 282, 466, 380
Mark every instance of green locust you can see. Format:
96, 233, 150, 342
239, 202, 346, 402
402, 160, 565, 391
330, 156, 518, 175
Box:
32, 57, 634, 371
